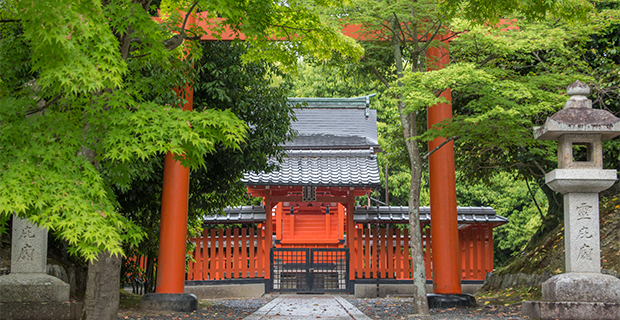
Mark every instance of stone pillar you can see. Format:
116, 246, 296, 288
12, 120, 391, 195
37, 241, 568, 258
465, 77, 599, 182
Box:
523, 81, 620, 320
10, 217, 48, 274
0, 216, 79, 320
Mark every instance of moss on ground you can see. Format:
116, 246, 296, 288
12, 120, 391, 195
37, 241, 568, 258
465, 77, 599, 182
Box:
119, 290, 142, 309
475, 286, 542, 305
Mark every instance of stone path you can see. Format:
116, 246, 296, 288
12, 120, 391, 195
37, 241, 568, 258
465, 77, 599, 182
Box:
244, 295, 371, 320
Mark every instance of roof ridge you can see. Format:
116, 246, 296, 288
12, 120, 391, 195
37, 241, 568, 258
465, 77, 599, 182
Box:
286, 149, 375, 157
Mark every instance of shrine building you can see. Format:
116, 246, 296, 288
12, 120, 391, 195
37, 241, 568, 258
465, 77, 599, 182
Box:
183, 96, 508, 298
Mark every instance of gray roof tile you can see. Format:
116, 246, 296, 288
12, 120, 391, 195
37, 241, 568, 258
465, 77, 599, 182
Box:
353, 206, 508, 225
243, 149, 381, 187
286, 98, 379, 149
204, 205, 508, 226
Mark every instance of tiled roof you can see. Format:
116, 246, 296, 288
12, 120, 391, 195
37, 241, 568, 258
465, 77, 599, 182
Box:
353, 206, 508, 225
204, 205, 508, 226
242, 149, 381, 187
203, 206, 266, 223
286, 97, 379, 149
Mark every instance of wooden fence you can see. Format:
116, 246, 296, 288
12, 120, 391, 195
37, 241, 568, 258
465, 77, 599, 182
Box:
186, 224, 494, 281
352, 225, 494, 280
187, 227, 269, 281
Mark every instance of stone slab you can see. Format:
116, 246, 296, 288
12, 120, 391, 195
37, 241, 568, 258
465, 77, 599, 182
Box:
11, 216, 48, 274
184, 283, 264, 299
542, 273, 620, 303
353, 283, 482, 298
522, 301, 620, 320
141, 293, 197, 313
545, 169, 617, 194
244, 295, 371, 320
0, 301, 82, 320
0, 273, 70, 303
427, 294, 476, 308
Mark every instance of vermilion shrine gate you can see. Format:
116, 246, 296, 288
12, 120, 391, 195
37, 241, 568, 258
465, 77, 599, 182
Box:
147, 11, 511, 311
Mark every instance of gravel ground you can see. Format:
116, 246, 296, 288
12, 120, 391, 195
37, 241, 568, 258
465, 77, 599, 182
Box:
117, 297, 273, 320
118, 296, 527, 320
344, 297, 526, 320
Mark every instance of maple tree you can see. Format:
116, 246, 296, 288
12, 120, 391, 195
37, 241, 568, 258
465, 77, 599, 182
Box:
0, 0, 362, 318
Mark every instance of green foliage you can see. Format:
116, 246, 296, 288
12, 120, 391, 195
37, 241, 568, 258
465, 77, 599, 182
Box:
160, 0, 364, 67
457, 172, 546, 266
190, 41, 297, 214
440, 0, 593, 23
289, 59, 380, 98
1, 0, 365, 261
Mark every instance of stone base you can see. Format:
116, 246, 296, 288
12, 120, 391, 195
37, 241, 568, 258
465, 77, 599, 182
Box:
0, 301, 83, 320
522, 301, 620, 320
185, 283, 265, 299
427, 294, 476, 309
542, 273, 620, 303
353, 282, 483, 298
0, 273, 70, 303
141, 293, 198, 313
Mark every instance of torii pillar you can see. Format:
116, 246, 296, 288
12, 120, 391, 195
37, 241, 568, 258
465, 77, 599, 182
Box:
141, 15, 198, 314
426, 42, 474, 307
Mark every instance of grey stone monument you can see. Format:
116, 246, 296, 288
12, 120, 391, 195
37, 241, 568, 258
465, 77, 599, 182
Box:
0, 216, 80, 320
523, 80, 620, 319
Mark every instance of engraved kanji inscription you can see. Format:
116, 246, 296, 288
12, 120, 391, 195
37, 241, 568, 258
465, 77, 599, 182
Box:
17, 224, 37, 240
577, 226, 594, 240
17, 243, 35, 262
576, 203, 592, 220
577, 243, 594, 261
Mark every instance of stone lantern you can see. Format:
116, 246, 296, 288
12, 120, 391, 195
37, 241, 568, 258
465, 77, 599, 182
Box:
523, 80, 620, 319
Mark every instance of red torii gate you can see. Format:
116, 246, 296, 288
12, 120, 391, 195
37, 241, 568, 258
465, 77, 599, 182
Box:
150, 11, 463, 309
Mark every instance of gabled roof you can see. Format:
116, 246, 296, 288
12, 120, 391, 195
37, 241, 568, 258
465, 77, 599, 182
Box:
242, 149, 381, 187
204, 205, 508, 227
286, 96, 379, 150
243, 96, 381, 188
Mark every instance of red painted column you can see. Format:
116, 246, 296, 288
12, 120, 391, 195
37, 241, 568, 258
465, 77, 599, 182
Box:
426, 43, 462, 294
346, 194, 356, 281
156, 83, 194, 294
264, 199, 274, 280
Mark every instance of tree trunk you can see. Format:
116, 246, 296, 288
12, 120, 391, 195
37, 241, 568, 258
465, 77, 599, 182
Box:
81, 251, 121, 320
392, 21, 430, 315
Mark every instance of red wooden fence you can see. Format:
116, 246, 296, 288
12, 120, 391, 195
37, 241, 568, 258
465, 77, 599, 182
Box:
186, 227, 268, 280
186, 224, 494, 281
352, 225, 494, 280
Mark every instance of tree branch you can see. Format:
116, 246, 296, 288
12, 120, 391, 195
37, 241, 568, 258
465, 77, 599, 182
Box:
532, 159, 547, 176
181, 1, 199, 31
163, 1, 200, 51
524, 172, 547, 223
26, 94, 62, 116
419, 21, 442, 54
418, 20, 440, 43
0, 19, 21, 23
477, 54, 498, 67
368, 64, 390, 88
422, 135, 459, 160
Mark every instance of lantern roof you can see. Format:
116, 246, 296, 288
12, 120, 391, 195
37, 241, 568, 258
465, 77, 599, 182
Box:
534, 80, 620, 140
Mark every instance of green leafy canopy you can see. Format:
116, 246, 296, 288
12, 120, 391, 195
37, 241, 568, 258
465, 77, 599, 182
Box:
1, 0, 366, 261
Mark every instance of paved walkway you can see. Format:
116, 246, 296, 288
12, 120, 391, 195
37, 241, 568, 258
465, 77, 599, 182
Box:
244, 295, 372, 320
